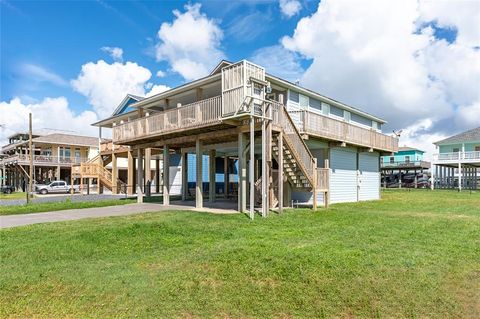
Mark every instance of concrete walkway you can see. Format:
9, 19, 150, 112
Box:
0, 201, 240, 229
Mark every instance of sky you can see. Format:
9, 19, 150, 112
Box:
1, 0, 479, 159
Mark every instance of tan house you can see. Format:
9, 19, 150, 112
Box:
0, 132, 100, 190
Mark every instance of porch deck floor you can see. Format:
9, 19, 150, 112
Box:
170, 199, 239, 214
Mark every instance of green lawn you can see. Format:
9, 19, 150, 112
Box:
0, 192, 28, 201
1, 190, 479, 318
0, 198, 135, 215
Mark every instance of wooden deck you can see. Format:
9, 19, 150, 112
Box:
112, 96, 397, 152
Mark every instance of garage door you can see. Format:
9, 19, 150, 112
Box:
358, 152, 380, 201
330, 148, 358, 203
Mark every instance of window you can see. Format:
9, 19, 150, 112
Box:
405, 156, 410, 163
51, 182, 59, 187
59, 147, 64, 158
41, 147, 52, 156
453, 148, 460, 153
390, 157, 395, 164
75, 148, 81, 158
351, 113, 373, 127
309, 98, 321, 111
475, 146, 480, 151
380, 157, 384, 163
289, 91, 299, 103
65, 147, 71, 158
299, 94, 309, 108
330, 105, 344, 118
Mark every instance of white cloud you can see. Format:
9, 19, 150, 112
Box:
156, 70, 166, 77
281, 0, 480, 157
145, 84, 170, 97
101, 46, 124, 62
279, 0, 301, 18
0, 97, 98, 145
250, 45, 304, 82
71, 60, 152, 118
19, 63, 68, 87
155, 3, 225, 80
397, 119, 447, 161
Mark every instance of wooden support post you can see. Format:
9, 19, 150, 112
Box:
196, 139, 203, 208
278, 132, 284, 214
181, 151, 188, 201
28, 113, 33, 203
224, 156, 229, 198
155, 159, 160, 193
87, 178, 90, 195
137, 148, 144, 195
209, 149, 216, 203
313, 158, 318, 210
238, 133, 247, 212
458, 162, 462, 191
261, 115, 267, 217
56, 165, 61, 181
249, 117, 255, 219
163, 146, 170, 206
80, 177, 84, 195
112, 152, 118, 194
127, 150, 134, 195
98, 153, 104, 195
325, 159, 330, 208
145, 148, 151, 194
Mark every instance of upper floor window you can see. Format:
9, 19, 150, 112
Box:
390, 157, 395, 163
475, 146, 480, 151
289, 91, 299, 103
299, 94, 309, 108
309, 98, 321, 111
405, 156, 410, 163
330, 105, 344, 118
453, 148, 460, 153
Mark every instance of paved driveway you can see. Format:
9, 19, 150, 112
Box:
0, 203, 189, 229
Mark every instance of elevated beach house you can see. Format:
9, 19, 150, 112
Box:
381, 146, 430, 188
0, 132, 100, 191
432, 126, 480, 190
74, 60, 398, 217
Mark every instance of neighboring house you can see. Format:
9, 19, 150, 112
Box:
0, 132, 100, 190
77, 60, 398, 216
380, 146, 431, 188
432, 127, 480, 190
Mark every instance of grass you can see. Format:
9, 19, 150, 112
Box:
1, 190, 479, 318
0, 192, 29, 201
0, 198, 135, 216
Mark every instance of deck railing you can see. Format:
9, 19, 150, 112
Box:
288, 110, 398, 152
100, 141, 129, 153
0, 154, 87, 165
113, 95, 222, 143
433, 151, 480, 162
381, 160, 431, 168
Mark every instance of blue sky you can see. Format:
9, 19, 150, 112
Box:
1, 0, 316, 112
1, 0, 479, 157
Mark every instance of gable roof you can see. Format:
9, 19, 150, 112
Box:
209, 60, 233, 75
434, 127, 480, 145
32, 133, 102, 147
111, 94, 144, 116
398, 146, 424, 153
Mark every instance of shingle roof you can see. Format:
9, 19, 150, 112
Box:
398, 146, 424, 153
434, 127, 480, 145
32, 133, 103, 147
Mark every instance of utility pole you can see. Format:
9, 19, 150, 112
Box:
28, 113, 33, 203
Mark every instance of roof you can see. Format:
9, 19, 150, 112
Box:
31, 133, 102, 147
398, 146, 424, 153
111, 94, 144, 117
434, 127, 480, 145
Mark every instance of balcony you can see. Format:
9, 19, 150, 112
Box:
113, 95, 223, 144
432, 151, 480, 165
288, 110, 398, 152
381, 160, 431, 169
0, 154, 87, 166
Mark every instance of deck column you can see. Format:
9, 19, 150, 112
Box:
223, 156, 229, 198
196, 139, 203, 208
111, 152, 118, 194
181, 151, 188, 201
209, 149, 216, 203
98, 153, 104, 195
145, 148, 151, 194
155, 158, 160, 193
278, 132, 284, 214
249, 117, 255, 219
127, 149, 134, 195
137, 149, 144, 194
458, 162, 462, 191
163, 146, 170, 205
238, 133, 247, 212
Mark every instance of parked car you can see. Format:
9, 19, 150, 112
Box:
0, 185, 15, 194
35, 180, 79, 195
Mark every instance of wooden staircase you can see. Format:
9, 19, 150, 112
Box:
72, 160, 126, 194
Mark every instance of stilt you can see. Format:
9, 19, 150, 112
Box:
278, 132, 284, 214
137, 148, 144, 194
181, 151, 188, 201
127, 149, 134, 195
145, 148, 151, 194
458, 162, 462, 191
155, 158, 160, 193
163, 145, 170, 205
249, 117, 255, 219
224, 156, 229, 198
112, 152, 118, 194
261, 114, 267, 217
209, 149, 216, 203
196, 139, 203, 208
238, 133, 247, 212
